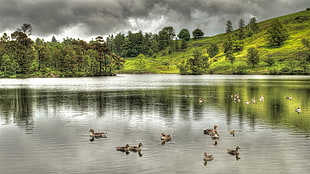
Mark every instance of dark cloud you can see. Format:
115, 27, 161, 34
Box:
0, 0, 308, 40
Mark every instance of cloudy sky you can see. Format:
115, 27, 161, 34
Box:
0, 0, 308, 41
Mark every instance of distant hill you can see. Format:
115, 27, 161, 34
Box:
121, 10, 310, 75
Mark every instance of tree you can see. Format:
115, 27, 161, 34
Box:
158, 26, 175, 50
178, 48, 209, 75
207, 43, 219, 58
238, 19, 246, 40
239, 19, 245, 29
266, 19, 289, 47
135, 54, 146, 72
192, 28, 204, 39
247, 47, 259, 67
226, 20, 233, 33
180, 40, 188, 50
178, 29, 190, 41
226, 50, 235, 65
17, 23, 32, 36
223, 34, 233, 53
51, 36, 58, 43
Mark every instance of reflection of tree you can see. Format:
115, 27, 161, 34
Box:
0, 88, 34, 132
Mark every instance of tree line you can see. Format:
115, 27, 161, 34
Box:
105, 27, 204, 58
0, 24, 124, 77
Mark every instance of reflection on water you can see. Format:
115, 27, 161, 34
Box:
0, 75, 309, 174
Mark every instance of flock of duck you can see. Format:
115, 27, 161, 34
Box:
226, 94, 301, 114
88, 94, 301, 166
202, 125, 240, 165
89, 125, 239, 165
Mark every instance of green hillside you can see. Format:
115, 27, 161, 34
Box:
121, 10, 310, 75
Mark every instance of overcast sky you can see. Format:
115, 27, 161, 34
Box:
0, 0, 308, 41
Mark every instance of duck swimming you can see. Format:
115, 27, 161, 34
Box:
199, 97, 204, 104
203, 152, 214, 161
227, 146, 240, 155
116, 144, 130, 152
161, 133, 172, 141
203, 125, 219, 135
129, 143, 143, 152
230, 130, 235, 137
89, 129, 107, 138
210, 130, 220, 140
295, 107, 301, 114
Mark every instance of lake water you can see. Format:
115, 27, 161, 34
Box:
0, 74, 309, 174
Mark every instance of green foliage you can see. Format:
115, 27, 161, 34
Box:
225, 50, 235, 65
192, 28, 204, 39
178, 29, 190, 41
223, 34, 243, 53
301, 38, 309, 48
247, 47, 260, 68
264, 56, 275, 66
180, 40, 188, 50
134, 54, 147, 72
179, 48, 209, 75
266, 19, 289, 47
207, 43, 219, 58
248, 17, 259, 34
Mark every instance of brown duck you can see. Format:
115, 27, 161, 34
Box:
116, 144, 130, 152
89, 129, 107, 138
227, 146, 240, 155
129, 143, 143, 152
203, 152, 214, 161
203, 125, 219, 135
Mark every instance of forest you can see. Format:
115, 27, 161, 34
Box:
0, 24, 124, 77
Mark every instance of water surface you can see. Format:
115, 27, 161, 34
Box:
0, 74, 309, 174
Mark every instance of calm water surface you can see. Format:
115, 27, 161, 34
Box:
0, 74, 309, 174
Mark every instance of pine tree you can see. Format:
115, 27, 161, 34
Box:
226, 20, 233, 33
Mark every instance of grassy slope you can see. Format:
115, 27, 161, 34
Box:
120, 10, 310, 74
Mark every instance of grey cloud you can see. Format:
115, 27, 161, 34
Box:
0, 0, 308, 39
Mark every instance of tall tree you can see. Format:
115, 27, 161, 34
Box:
238, 19, 245, 40
266, 19, 289, 47
226, 20, 233, 33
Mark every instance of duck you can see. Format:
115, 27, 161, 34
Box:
259, 95, 264, 102
295, 107, 301, 114
199, 97, 204, 104
203, 125, 219, 135
203, 152, 214, 161
245, 101, 250, 105
227, 146, 240, 155
230, 130, 235, 137
116, 144, 130, 152
286, 96, 293, 100
89, 129, 107, 138
161, 133, 172, 141
210, 130, 220, 140
129, 143, 143, 152
251, 98, 256, 104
